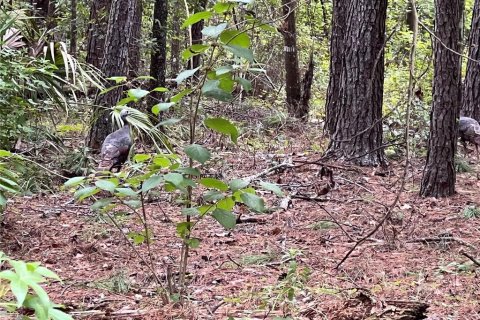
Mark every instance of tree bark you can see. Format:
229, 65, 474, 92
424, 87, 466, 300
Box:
420, 0, 464, 197
87, 0, 138, 150
128, 0, 143, 78
280, 0, 306, 119
189, 0, 208, 70
149, 0, 168, 103
170, 0, 181, 76
326, 0, 387, 166
325, 0, 348, 135
86, 0, 111, 68
70, 0, 77, 57
462, 0, 480, 120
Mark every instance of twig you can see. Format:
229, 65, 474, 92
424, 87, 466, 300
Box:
226, 254, 242, 268
407, 237, 477, 251
243, 161, 295, 183
460, 250, 480, 267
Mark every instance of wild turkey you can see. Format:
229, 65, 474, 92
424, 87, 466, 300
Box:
459, 116, 480, 159
100, 109, 132, 171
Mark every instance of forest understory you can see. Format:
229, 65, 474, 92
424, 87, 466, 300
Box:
1, 127, 479, 320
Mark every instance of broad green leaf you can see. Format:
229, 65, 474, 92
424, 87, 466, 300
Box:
0, 192, 6, 207
184, 144, 211, 164
95, 180, 117, 192
128, 232, 145, 245
158, 118, 181, 126
134, 75, 155, 80
128, 88, 149, 100
240, 192, 265, 212
171, 88, 193, 102
217, 197, 235, 211
0, 150, 12, 157
204, 117, 239, 143
236, 77, 252, 91
202, 80, 233, 102
124, 200, 141, 209
175, 67, 200, 84
91, 198, 114, 211
200, 178, 228, 191
133, 154, 151, 163
182, 207, 200, 216
176, 221, 193, 238
49, 308, 73, 320
216, 65, 233, 76
152, 102, 175, 115
175, 167, 201, 176
224, 45, 254, 62
153, 156, 171, 168
186, 238, 201, 248
35, 266, 60, 281
165, 172, 184, 188
260, 181, 284, 196
10, 279, 28, 306
74, 186, 100, 201
229, 179, 249, 191
220, 30, 251, 47
203, 190, 225, 202
64, 176, 85, 187
202, 23, 228, 38
212, 208, 237, 229
142, 175, 163, 192
115, 187, 138, 197
182, 11, 213, 28
117, 96, 135, 106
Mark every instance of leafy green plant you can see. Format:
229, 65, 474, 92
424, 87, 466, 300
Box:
462, 205, 480, 219
0, 150, 21, 213
0, 252, 72, 320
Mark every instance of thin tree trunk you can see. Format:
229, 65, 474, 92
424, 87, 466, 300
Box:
280, 0, 305, 119
325, 0, 348, 135
462, 0, 480, 120
170, 0, 181, 76
326, 0, 387, 166
70, 0, 77, 57
189, 0, 207, 69
86, 0, 111, 68
87, 0, 138, 150
149, 0, 168, 105
420, 0, 464, 197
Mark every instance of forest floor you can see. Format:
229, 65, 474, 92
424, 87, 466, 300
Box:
1, 125, 480, 320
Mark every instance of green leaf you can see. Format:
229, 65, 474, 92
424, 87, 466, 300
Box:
202, 23, 228, 38
203, 190, 225, 202
216, 65, 233, 76
0, 191, 6, 207
204, 117, 239, 143
175, 67, 200, 84
128, 88, 149, 100
10, 279, 28, 306
117, 96, 135, 106
49, 308, 73, 320
212, 208, 237, 229
0, 150, 12, 157
74, 186, 100, 201
153, 156, 171, 168
213, 2, 235, 13
151, 86, 169, 92
64, 176, 85, 187
217, 197, 235, 211
128, 232, 145, 245
224, 45, 254, 62
186, 238, 201, 248
236, 77, 252, 91
182, 11, 213, 28
124, 200, 141, 209
165, 172, 184, 188
184, 144, 211, 164
95, 180, 118, 192
229, 179, 249, 191
182, 207, 200, 216
115, 187, 139, 197
171, 88, 193, 102
91, 198, 114, 211
158, 118, 181, 126
152, 102, 175, 115
142, 175, 163, 192
35, 266, 60, 281
200, 178, 228, 191
133, 154, 151, 163
240, 193, 265, 212
176, 221, 193, 238
175, 167, 201, 176
202, 80, 233, 102
220, 30, 251, 47
259, 181, 284, 196
182, 44, 210, 61
107, 76, 127, 83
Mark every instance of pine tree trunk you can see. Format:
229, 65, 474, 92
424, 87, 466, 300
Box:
420, 0, 464, 197
87, 0, 138, 150
462, 0, 480, 120
280, 0, 306, 119
325, 0, 348, 135
86, 0, 111, 68
70, 0, 77, 57
128, 0, 143, 78
326, 0, 387, 166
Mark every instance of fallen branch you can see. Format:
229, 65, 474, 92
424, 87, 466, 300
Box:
460, 250, 480, 267
243, 160, 295, 183
407, 237, 477, 251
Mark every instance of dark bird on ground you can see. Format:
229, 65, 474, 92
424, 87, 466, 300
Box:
100, 109, 132, 171
459, 116, 480, 159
